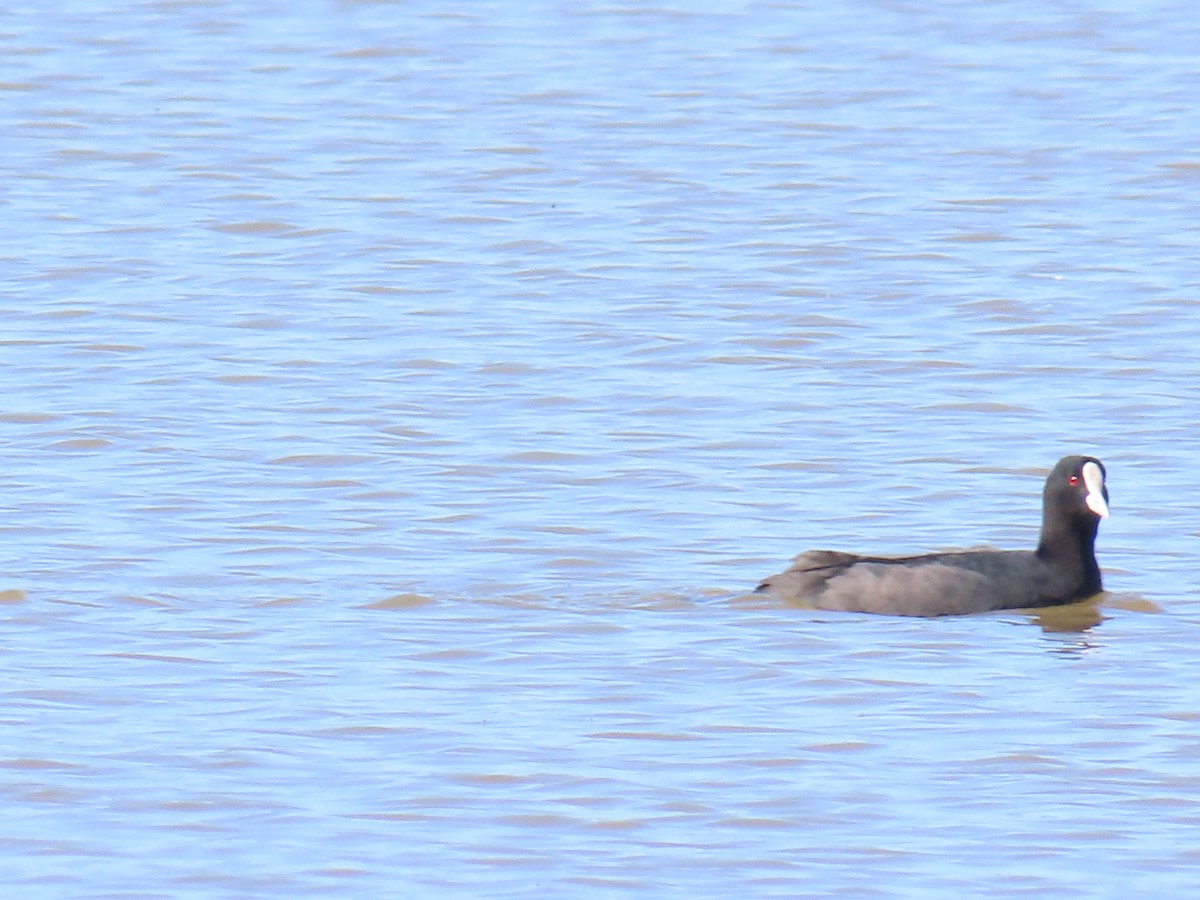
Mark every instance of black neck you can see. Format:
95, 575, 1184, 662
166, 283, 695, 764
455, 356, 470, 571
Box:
1037, 515, 1102, 593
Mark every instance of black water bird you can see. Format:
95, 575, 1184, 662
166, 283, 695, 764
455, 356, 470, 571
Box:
755, 455, 1109, 617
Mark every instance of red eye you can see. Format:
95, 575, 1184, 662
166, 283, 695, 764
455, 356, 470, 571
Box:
1068, 475, 1079, 486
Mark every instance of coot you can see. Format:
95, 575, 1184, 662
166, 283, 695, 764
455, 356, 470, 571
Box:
755, 455, 1109, 617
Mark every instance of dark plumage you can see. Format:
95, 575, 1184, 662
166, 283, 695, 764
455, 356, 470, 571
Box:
755, 455, 1109, 617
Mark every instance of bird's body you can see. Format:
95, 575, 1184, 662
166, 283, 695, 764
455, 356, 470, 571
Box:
756, 456, 1109, 617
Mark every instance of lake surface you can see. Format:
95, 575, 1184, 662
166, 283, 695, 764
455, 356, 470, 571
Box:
3, 1, 1199, 896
